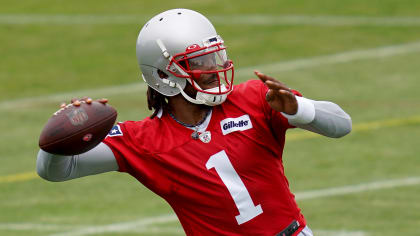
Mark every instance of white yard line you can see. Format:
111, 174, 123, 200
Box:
0, 83, 146, 110
127, 228, 367, 236
0, 14, 148, 25
2, 40, 420, 110
236, 40, 420, 76
295, 176, 420, 200
0, 223, 367, 236
0, 222, 367, 236
0, 223, 76, 231
212, 15, 420, 27
130, 226, 185, 234
1, 14, 420, 26
47, 214, 177, 236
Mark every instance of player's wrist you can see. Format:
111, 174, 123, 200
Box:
281, 96, 315, 125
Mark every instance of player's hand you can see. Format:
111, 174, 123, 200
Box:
60, 97, 108, 108
254, 71, 297, 115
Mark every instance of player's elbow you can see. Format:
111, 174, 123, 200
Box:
36, 150, 68, 182
36, 166, 56, 182
36, 162, 65, 182
37, 168, 69, 182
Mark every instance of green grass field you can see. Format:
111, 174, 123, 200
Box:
1, 0, 420, 235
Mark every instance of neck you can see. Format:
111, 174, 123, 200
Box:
167, 94, 210, 126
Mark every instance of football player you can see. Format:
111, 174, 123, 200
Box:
37, 9, 352, 236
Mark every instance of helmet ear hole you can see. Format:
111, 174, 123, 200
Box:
157, 69, 168, 79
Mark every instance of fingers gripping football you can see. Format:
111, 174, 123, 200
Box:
254, 71, 298, 115
64, 97, 107, 107
56, 97, 107, 115
39, 98, 117, 155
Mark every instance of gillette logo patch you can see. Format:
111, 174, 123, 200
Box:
220, 115, 253, 135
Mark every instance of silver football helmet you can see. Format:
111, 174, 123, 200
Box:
136, 9, 234, 106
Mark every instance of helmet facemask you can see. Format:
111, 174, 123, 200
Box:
165, 35, 234, 106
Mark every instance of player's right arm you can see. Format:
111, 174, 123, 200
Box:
36, 142, 118, 182
37, 97, 120, 182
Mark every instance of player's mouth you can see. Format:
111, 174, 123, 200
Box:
200, 74, 219, 89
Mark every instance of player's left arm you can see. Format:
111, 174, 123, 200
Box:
255, 71, 352, 138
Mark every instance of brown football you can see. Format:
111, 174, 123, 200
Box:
39, 101, 117, 155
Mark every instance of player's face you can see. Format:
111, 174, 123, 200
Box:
188, 52, 231, 91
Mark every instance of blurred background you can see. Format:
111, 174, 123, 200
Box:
1, 0, 420, 235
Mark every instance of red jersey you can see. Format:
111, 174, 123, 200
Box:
103, 80, 306, 235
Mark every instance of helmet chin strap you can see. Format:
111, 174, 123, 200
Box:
175, 82, 205, 105
175, 82, 229, 106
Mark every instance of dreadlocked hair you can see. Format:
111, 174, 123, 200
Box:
147, 69, 171, 118
147, 69, 180, 118
147, 69, 170, 119
147, 86, 168, 119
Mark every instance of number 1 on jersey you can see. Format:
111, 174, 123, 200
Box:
206, 150, 263, 225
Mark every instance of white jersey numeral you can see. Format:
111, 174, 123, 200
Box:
206, 150, 263, 225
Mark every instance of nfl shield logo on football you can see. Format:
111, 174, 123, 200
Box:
199, 131, 211, 143
66, 108, 89, 126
